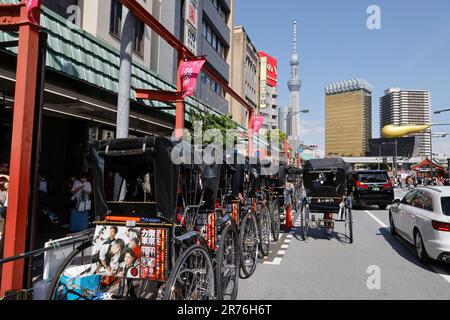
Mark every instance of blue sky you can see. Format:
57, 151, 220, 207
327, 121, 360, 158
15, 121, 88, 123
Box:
234, 0, 450, 154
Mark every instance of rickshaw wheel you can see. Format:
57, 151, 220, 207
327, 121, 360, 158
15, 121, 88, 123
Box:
239, 212, 258, 279
258, 205, 271, 257
270, 200, 280, 242
345, 207, 354, 244
164, 244, 215, 300
300, 203, 310, 241
215, 223, 240, 300
47, 241, 94, 300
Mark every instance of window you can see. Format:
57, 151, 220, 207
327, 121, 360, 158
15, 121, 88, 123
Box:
402, 190, 418, 205
110, 0, 123, 38
440, 197, 450, 216
202, 18, 226, 60
133, 19, 145, 55
420, 191, 433, 211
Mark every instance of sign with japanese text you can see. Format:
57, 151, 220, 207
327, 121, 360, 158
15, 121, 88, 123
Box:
250, 115, 266, 133
180, 59, 206, 98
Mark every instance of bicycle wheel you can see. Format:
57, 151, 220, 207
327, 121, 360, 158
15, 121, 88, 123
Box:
48, 241, 96, 300
215, 223, 240, 300
258, 205, 271, 257
270, 200, 281, 242
163, 244, 215, 300
300, 203, 310, 241
345, 207, 354, 244
239, 212, 258, 279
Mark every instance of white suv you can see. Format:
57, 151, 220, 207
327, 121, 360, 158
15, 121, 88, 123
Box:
389, 186, 450, 263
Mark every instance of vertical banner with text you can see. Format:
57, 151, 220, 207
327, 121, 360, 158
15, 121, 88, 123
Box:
180, 59, 206, 99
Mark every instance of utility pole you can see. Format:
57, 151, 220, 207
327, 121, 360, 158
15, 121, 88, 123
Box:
116, 10, 134, 139
114, 10, 134, 201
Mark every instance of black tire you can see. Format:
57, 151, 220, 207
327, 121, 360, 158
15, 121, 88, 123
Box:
239, 213, 258, 279
215, 224, 240, 300
414, 230, 429, 263
164, 244, 215, 300
378, 205, 388, 210
258, 205, 271, 257
47, 241, 93, 300
345, 207, 353, 244
389, 212, 398, 236
270, 200, 280, 242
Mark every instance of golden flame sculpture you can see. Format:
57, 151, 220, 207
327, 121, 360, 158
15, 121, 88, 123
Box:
382, 124, 432, 138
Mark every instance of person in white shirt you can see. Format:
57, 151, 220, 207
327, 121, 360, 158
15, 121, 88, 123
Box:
71, 173, 92, 211
70, 173, 92, 233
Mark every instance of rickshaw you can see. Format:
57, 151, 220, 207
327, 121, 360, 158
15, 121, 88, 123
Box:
217, 154, 260, 280
300, 158, 353, 243
286, 166, 303, 212
47, 137, 225, 300
240, 157, 272, 273
264, 161, 291, 235
179, 144, 240, 300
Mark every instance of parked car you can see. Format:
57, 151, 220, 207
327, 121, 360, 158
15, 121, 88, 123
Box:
389, 187, 450, 263
348, 170, 394, 209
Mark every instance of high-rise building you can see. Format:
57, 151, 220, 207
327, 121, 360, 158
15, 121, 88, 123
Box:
258, 51, 279, 130
380, 88, 431, 157
160, 0, 234, 114
287, 20, 302, 149
229, 26, 259, 127
325, 78, 373, 157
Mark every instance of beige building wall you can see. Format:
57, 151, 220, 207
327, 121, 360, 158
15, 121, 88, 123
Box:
230, 26, 259, 128
80, 0, 160, 73
325, 90, 372, 157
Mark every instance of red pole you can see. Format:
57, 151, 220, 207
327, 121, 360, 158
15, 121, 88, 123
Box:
1, 1, 40, 296
175, 51, 185, 139
248, 110, 253, 158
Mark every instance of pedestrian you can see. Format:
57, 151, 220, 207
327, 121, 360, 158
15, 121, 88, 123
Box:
70, 173, 92, 233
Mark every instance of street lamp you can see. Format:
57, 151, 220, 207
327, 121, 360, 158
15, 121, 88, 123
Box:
434, 108, 450, 114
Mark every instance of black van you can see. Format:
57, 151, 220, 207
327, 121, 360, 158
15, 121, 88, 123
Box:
348, 170, 394, 209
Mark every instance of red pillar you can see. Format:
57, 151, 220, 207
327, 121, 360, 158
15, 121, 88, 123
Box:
1, 1, 40, 296
175, 52, 185, 139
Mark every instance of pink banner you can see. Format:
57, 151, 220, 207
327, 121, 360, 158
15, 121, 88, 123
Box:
26, 0, 40, 24
250, 115, 266, 133
180, 59, 206, 99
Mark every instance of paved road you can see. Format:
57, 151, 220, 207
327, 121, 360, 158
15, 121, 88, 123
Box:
238, 189, 450, 300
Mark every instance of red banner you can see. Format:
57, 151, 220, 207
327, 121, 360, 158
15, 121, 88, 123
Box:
250, 115, 266, 133
26, 0, 40, 24
180, 58, 206, 99
284, 140, 291, 156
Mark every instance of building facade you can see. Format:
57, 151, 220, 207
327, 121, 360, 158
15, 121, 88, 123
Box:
287, 20, 302, 149
160, 0, 234, 114
380, 88, 432, 157
229, 26, 259, 127
258, 51, 279, 130
325, 79, 373, 157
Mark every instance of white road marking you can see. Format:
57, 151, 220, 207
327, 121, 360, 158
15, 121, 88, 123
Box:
286, 234, 293, 239
365, 209, 450, 284
364, 210, 388, 228
277, 250, 286, 255
263, 257, 283, 265
281, 244, 289, 249
284, 239, 292, 243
